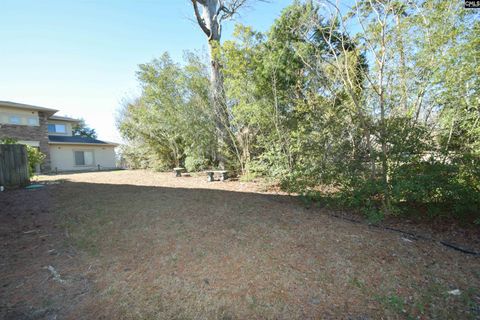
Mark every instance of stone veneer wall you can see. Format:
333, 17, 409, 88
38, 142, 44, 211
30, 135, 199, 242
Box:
0, 111, 51, 172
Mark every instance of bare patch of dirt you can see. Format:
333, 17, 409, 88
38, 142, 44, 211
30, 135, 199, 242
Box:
1, 170, 479, 319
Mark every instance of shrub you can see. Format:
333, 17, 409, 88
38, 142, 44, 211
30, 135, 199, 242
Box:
25, 146, 45, 178
184, 155, 208, 172
118, 144, 174, 170
239, 171, 257, 182
391, 160, 480, 218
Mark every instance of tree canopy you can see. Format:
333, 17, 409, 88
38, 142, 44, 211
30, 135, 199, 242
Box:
118, 0, 479, 222
72, 119, 97, 139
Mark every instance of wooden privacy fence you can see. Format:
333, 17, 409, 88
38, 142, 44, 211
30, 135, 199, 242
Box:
0, 144, 30, 188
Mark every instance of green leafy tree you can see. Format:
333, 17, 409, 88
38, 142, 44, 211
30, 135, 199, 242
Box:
72, 119, 97, 138
117, 52, 215, 170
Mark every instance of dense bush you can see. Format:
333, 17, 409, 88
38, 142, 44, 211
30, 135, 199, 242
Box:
184, 155, 209, 172
25, 146, 46, 178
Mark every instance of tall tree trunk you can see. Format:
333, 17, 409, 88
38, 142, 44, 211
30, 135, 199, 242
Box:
209, 40, 232, 169
191, 0, 238, 169
395, 14, 408, 113
378, 27, 391, 213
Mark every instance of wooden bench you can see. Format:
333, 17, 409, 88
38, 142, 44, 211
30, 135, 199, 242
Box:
205, 170, 228, 182
173, 167, 185, 177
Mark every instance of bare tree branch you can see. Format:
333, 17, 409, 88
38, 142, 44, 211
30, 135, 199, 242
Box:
191, 0, 211, 37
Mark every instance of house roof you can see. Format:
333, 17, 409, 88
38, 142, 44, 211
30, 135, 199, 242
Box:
0, 100, 58, 115
48, 135, 118, 146
48, 115, 81, 123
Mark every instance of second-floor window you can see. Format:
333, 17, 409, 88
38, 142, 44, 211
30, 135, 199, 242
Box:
28, 117, 39, 126
48, 124, 66, 133
9, 116, 21, 124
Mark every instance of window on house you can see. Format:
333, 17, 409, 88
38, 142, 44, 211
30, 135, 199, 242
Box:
28, 117, 39, 126
48, 124, 66, 133
9, 116, 21, 124
74, 151, 94, 166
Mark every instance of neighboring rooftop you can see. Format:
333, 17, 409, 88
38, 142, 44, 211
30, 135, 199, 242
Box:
48, 135, 118, 146
49, 115, 81, 122
0, 100, 58, 115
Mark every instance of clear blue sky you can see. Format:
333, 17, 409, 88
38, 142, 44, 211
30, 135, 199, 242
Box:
0, 0, 292, 142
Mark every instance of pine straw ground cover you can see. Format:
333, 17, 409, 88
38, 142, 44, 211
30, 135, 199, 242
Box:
1, 170, 479, 319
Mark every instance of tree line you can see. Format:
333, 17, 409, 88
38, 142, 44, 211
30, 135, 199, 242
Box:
117, 0, 479, 222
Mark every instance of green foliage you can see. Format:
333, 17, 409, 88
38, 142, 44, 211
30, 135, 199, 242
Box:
275, 0, 478, 222
0, 137, 18, 144
72, 119, 97, 138
118, 143, 171, 171
117, 52, 215, 170
184, 155, 209, 172
26, 146, 45, 178
120, 1, 479, 223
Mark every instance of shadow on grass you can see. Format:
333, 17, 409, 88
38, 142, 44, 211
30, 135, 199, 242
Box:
1, 179, 479, 319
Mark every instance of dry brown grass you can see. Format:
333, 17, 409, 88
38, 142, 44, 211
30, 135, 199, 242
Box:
1, 170, 479, 319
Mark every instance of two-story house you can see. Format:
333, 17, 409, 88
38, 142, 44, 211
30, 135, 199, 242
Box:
0, 100, 118, 172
